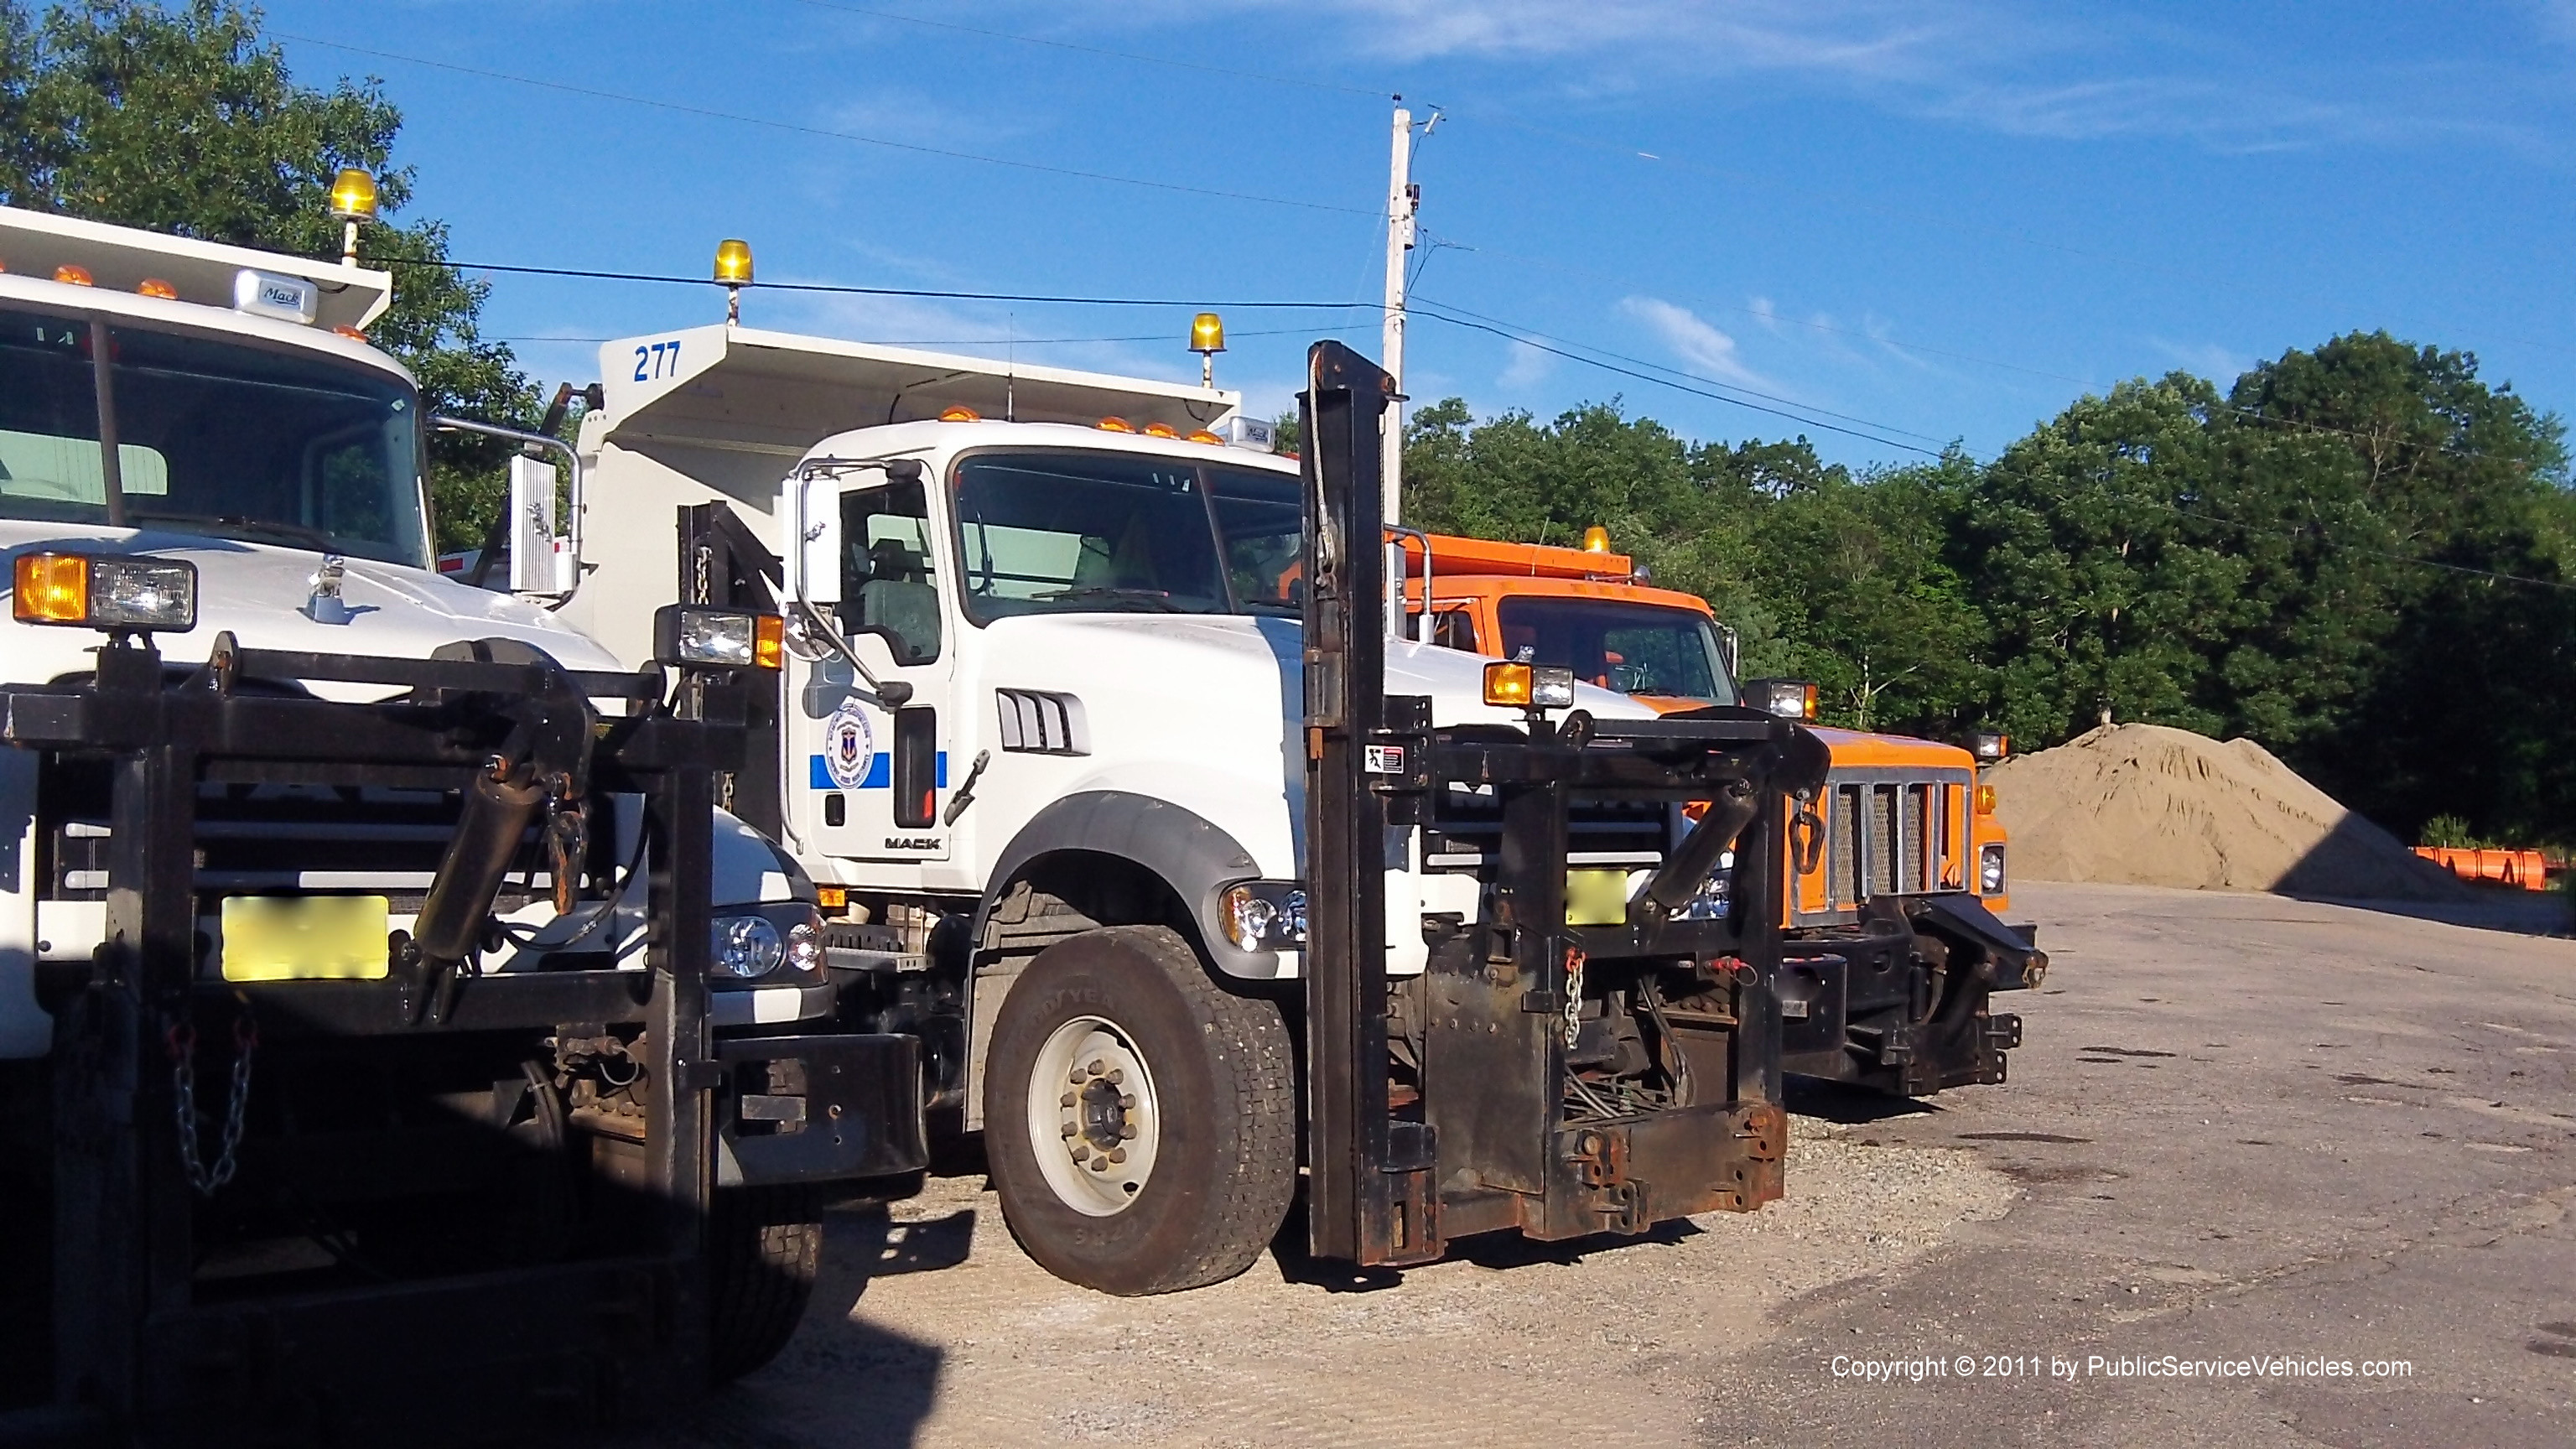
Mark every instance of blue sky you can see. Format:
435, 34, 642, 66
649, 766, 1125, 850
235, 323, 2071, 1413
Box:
257, 1, 2576, 472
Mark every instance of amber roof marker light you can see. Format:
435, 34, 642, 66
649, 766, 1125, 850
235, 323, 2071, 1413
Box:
1190, 311, 1225, 388
714, 239, 754, 325
328, 168, 379, 263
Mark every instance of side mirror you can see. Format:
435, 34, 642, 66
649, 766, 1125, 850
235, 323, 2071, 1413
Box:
506, 454, 574, 595
796, 473, 842, 607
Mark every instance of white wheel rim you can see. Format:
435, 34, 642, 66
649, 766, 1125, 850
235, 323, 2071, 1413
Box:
1025, 1015, 1162, 1217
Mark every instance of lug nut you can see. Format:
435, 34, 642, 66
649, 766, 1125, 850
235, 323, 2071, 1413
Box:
1061, 1123, 1079, 1138
1104, 1068, 1123, 1084
1119, 1093, 1135, 1109
1071, 1143, 1089, 1160
1068, 1068, 1086, 1085
1107, 1147, 1127, 1164
1085, 1058, 1106, 1076
1061, 1092, 1076, 1108
1088, 1157, 1109, 1172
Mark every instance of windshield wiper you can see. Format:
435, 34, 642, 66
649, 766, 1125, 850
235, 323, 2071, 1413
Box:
1041, 586, 1187, 613
125, 509, 339, 553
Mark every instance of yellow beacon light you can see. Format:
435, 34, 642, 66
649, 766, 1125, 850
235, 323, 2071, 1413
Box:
714, 238, 754, 323
328, 168, 381, 221
136, 278, 179, 300
1581, 525, 1612, 553
1191, 311, 1226, 387
329, 168, 379, 263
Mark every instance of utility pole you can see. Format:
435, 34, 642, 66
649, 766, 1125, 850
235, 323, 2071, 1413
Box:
1380, 101, 1417, 527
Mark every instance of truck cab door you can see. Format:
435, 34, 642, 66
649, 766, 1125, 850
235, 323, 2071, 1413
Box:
797, 472, 957, 864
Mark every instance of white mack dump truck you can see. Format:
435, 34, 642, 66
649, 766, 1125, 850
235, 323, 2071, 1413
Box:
543, 306, 1832, 1294
0, 204, 927, 1445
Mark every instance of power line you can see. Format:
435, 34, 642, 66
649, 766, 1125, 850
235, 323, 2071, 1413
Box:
1406, 303, 1947, 457
1411, 297, 1956, 449
413, 248, 2571, 595
1407, 303, 2576, 595
491, 325, 1329, 347
273, 32, 1376, 217
368, 254, 1381, 310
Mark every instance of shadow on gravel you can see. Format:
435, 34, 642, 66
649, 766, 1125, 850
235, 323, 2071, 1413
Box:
1785, 1078, 1942, 1124
635, 1203, 969, 1449
1262, 1194, 1706, 1292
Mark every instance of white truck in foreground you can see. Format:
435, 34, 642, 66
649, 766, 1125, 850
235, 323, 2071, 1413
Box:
0, 202, 924, 1444
541, 303, 1827, 1294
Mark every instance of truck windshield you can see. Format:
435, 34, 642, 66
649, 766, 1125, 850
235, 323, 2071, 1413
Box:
0, 308, 428, 568
952, 451, 1236, 621
1493, 596, 1739, 705
1205, 466, 1301, 616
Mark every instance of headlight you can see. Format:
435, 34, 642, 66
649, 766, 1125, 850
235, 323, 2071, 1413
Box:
1481, 661, 1575, 711
1979, 844, 2007, 895
1673, 850, 1735, 921
653, 604, 783, 671
1218, 882, 1306, 950
13, 553, 198, 632
1743, 678, 1818, 721
709, 904, 825, 981
710, 913, 784, 979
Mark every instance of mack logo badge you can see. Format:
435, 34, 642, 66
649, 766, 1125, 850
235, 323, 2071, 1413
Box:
823, 698, 875, 792
1363, 744, 1404, 774
883, 836, 940, 851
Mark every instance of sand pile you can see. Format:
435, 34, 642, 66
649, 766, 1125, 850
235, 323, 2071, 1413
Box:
1986, 724, 2471, 901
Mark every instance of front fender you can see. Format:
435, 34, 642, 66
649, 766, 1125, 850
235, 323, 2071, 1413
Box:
974, 790, 1273, 979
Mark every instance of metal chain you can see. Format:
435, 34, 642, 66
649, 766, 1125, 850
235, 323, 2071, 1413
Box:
169, 1015, 256, 1197
1561, 947, 1587, 1051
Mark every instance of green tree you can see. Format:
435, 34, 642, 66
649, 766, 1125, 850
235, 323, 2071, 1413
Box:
1952, 374, 2255, 745
1748, 456, 1988, 733
2225, 333, 2574, 839
0, 0, 532, 549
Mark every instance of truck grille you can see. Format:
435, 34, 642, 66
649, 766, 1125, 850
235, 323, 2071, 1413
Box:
1809, 767, 1971, 917
45, 779, 562, 915
1424, 786, 1666, 870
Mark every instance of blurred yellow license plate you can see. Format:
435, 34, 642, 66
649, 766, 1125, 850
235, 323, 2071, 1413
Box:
1565, 868, 1633, 927
220, 896, 391, 982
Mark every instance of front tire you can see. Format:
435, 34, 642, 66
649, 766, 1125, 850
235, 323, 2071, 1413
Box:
984, 926, 1295, 1296
708, 1185, 821, 1383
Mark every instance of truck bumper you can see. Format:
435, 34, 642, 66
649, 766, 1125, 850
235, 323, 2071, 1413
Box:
1781, 892, 2044, 1095
714, 1032, 926, 1188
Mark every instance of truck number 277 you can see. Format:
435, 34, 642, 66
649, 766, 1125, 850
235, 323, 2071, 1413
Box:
632, 339, 683, 382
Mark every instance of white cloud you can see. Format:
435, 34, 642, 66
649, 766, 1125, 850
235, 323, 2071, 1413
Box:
1617, 296, 1778, 393
1497, 336, 1551, 389
2145, 336, 2250, 384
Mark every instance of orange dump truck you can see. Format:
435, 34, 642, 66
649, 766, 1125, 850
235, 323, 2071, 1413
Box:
1400, 528, 2043, 1095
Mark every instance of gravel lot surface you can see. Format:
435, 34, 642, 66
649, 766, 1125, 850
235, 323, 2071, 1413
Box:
652, 883, 2575, 1448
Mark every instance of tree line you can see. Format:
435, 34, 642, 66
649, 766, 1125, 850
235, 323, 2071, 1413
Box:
1386, 337, 2574, 846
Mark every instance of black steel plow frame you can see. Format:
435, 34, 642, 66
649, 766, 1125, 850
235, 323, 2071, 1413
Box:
0, 637, 749, 1446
